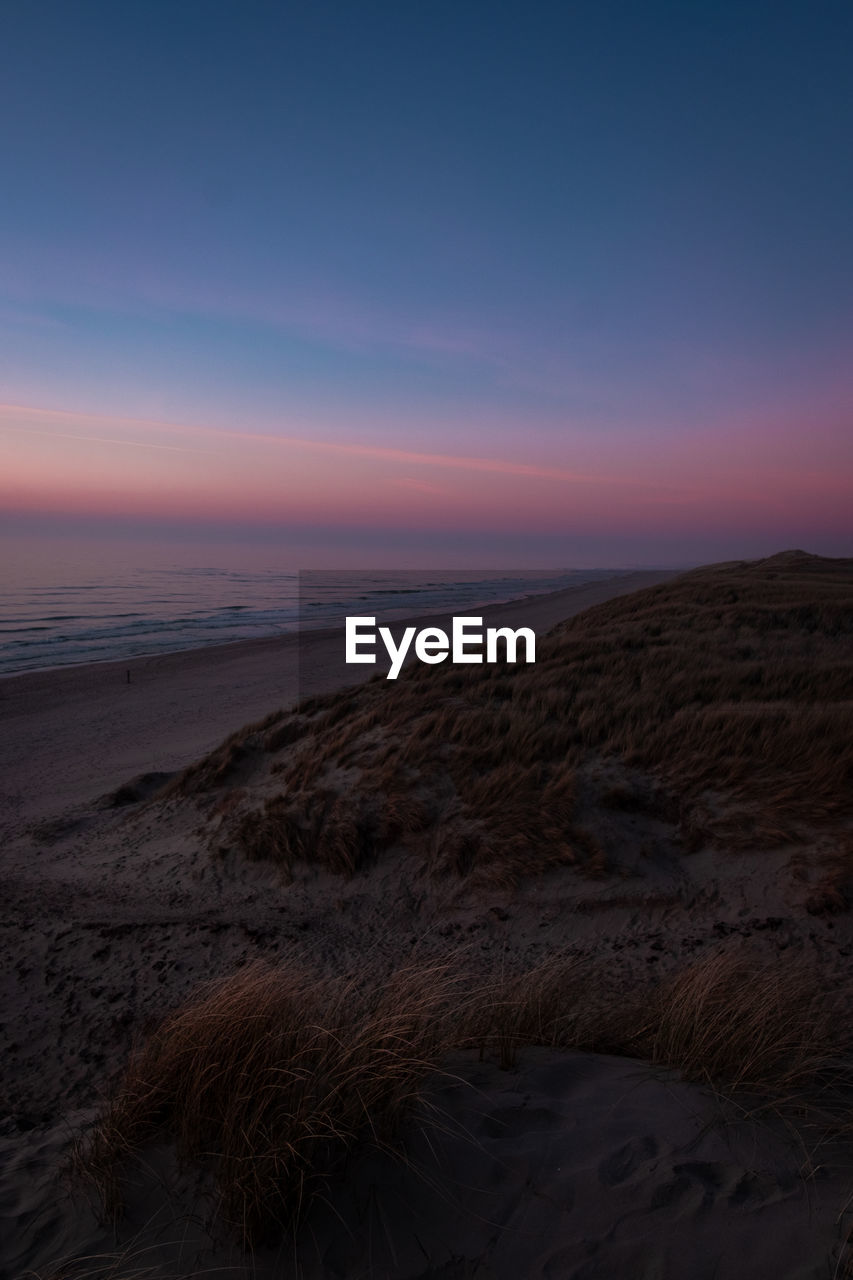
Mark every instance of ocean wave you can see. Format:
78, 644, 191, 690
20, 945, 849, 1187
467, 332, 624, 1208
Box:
0, 567, 592, 676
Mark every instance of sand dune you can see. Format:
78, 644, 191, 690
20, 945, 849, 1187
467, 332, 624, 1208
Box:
2, 556, 853, 1279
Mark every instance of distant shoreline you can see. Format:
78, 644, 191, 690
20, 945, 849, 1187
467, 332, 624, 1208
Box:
0, 570, 671, 686
0, 566, 691, 682
0, 568, 674, 684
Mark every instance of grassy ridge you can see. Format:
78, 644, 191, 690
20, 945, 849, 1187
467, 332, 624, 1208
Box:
180, 550, 853, 885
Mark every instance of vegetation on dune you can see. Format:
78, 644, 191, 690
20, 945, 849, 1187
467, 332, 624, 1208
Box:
78, 941, 850, 1246
66, 555, 853, 1256
175, 551, 853, 886
79, 959, 470, 1243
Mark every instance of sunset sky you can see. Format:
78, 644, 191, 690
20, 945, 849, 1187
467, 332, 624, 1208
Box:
1, 2, 851, 566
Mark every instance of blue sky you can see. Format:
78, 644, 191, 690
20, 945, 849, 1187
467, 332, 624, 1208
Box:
1, 1, 851, 563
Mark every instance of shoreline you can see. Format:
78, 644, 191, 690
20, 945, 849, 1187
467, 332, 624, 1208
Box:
0, 569, 674, 685
0, 567, 668, 683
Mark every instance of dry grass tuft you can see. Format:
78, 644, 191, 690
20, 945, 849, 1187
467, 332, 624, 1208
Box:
78, 959, 468, 1245
637, 945, 848, 1099
468, 945, 847, 1099
467, 951, 641, 1069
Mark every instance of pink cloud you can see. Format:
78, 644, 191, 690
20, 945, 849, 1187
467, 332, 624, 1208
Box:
1, 400, 850, 548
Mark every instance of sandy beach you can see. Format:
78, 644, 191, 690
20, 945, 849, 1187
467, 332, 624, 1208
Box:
2, 557, 852, 1280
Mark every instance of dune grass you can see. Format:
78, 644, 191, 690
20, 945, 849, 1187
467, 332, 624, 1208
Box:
78, 959, 469, 1244
78, 939, 851, 1246
642, 947, 846, 1098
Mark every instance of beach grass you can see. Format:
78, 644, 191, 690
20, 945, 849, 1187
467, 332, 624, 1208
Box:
77, 959, 469, 1244
78, 940, 850, 1246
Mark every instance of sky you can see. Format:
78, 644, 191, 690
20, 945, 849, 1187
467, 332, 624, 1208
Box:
1, 0, 851, 566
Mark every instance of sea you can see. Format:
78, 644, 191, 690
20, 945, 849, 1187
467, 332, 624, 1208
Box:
0, 543, 621, 676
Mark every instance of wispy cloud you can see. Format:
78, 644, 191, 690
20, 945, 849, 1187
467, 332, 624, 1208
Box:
0, 401, 621, 485
0, 422, 201, 454
0, 244, 504, 364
